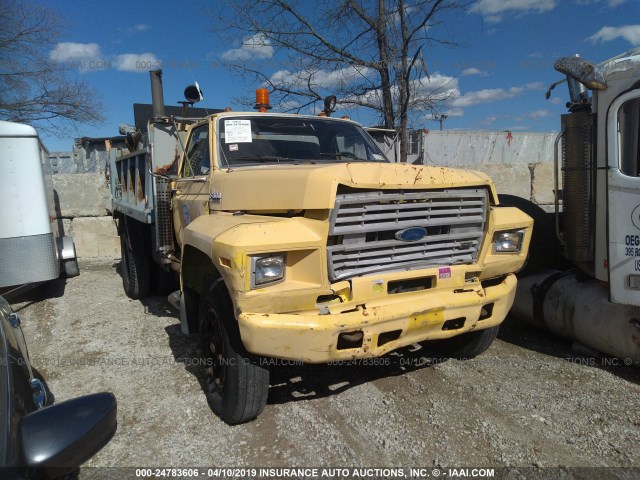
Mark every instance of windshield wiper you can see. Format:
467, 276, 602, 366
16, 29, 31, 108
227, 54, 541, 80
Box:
319, 152, 370, 162
229, 155, 316, 165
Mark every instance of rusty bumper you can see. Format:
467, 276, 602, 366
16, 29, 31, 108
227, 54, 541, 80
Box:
238, 274, 516, 363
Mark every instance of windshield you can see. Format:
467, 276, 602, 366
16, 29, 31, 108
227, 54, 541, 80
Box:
217, 115, 388, 167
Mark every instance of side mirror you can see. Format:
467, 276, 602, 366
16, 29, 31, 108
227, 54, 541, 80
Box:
554, 56, 607, 91
20, 392, 117, 479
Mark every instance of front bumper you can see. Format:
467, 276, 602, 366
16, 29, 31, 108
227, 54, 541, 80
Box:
238, 273, 516, 363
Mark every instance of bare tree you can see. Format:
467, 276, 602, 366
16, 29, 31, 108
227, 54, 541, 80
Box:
0, 0, 104, 136
216, 0, 469, 161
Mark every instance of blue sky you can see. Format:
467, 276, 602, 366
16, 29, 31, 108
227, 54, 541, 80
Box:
35, 0, 640, 152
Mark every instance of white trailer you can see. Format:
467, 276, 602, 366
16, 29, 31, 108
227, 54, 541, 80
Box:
0, 120, 78, 292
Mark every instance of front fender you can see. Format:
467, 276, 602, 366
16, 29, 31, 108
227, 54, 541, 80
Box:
182, 212, 328, 297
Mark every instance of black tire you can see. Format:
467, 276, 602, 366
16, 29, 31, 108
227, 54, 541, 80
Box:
120, 221, 151, 300
199, 278, 269, 424
431, 325, 499, 360
498, 194, 561, 276
63, 258, 80, 278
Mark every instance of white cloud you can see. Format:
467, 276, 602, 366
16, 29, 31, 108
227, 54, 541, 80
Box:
588, 25, 640, 46
114, 53, 160, 72
550, 97, 563, 105
451, 82, 541, 108
446, 108, 464, 117
529, 109, 551, 120
50, 42, 161, 73
471, 0, 557, 23
50, 42, 101, 62
313, 67, 374, 88
412, 73, 459, 98
133, 24, 150, 32
222, 33, 274, 62
461, 67, 488, 76
453, 87, 524, 107
270, 66, 374, 90
269, 68, 459, 117
270, 69, 293, 84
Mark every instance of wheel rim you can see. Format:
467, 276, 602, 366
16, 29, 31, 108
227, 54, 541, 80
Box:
203, 304, 226, 394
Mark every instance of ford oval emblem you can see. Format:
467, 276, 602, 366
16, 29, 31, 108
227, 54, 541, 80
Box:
395, 227, 427, 242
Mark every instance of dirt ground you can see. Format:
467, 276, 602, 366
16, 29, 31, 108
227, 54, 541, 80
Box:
9, 260, 640, 480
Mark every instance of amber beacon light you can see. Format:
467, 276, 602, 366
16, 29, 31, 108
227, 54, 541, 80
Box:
254, 88, 272, 112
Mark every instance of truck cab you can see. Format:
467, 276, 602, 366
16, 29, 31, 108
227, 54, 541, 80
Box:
509, 49, 640, 364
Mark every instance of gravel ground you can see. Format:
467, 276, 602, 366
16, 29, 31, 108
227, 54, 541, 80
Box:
9, 259, 640, 479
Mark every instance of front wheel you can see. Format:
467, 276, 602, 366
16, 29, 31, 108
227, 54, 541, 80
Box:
430, 325, 499, 360
199, 278, 269, 424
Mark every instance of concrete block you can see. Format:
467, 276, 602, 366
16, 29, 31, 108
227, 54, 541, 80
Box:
69, 216, 120, 259
530, 162, 556, 206
469, 163, 531, 199
53, 173, 108, 218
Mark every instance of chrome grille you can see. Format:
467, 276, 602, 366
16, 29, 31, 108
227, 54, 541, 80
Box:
327, 189, 487, 281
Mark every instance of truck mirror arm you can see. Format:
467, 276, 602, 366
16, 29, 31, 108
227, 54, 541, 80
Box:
545, 78, 566, 100
145, 155, 177, 181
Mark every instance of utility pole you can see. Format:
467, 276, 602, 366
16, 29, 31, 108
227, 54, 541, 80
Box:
433, 114, 448, 131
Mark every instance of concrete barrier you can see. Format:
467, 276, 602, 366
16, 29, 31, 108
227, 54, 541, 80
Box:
53, 174, 108, 218
414, 130, 558, 207
468, 163, 532, 198
419, 130, 557, 167
68, 217, 120, 259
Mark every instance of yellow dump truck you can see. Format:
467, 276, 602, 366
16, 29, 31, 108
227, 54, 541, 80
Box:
109, 71, 532, 424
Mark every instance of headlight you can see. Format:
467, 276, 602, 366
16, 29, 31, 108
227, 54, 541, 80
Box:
493, 230, 524, 254
252, 254, 285, 288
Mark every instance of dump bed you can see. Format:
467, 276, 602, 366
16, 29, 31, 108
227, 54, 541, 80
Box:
108, 121, 185, 260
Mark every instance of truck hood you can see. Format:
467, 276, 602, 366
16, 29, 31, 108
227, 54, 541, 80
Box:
210, 162, 496, 211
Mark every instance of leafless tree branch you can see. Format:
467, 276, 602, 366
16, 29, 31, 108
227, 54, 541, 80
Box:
0, 0, 104, 137
215, 0, 471, 161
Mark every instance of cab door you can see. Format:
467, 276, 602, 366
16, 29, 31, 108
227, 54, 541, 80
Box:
607, 89, 640, 305
172, 122, 211, 248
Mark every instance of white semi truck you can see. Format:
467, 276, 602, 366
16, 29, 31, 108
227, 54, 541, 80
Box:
507, 49, 640, 363
0, 121, 79, 296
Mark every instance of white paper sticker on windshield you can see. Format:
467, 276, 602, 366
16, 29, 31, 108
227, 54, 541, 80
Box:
225, 120, 252, 143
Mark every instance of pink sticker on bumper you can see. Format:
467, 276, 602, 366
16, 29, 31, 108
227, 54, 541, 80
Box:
438, 267, 452, 279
